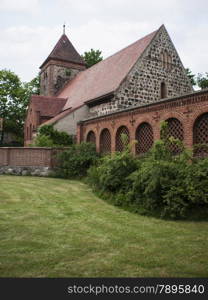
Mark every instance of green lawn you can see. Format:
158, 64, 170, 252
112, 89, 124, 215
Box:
0, 175, 208, 277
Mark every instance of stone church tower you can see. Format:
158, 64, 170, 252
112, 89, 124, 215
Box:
39, 32, 86, 96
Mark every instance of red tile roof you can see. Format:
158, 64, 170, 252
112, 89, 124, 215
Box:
30, 95, 67, 117
58, 28, 159, 111
41, 104, 84, 126
40, 34, 85, 68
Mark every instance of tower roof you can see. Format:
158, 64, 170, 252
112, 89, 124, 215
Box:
40, 34, 85, 68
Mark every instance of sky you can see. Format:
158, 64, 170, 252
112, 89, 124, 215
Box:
0, 0, 208, 82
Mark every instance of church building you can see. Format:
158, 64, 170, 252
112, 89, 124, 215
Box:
24, 25, 208, 155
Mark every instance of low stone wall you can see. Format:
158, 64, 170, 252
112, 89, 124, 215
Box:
0, 166, 52, 177
0, 147, 68, 177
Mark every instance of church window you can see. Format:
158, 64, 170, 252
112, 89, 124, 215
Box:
29, 124, 32, 140
161, 50, 172, 71
160, 82, 167, 99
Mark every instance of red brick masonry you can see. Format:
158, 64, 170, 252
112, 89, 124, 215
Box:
77, 89, 208, 154
0, 147, 66, 168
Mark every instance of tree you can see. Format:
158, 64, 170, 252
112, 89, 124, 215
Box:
0, 70, 40, 145
185, 68, 196, 86
82, 49, 103, 68
23, 73, 40, 95
197, 73, 208, 89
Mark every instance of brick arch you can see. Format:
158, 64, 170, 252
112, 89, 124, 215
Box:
164, 118, 184, 141
86, 130, 96, 144
162, 117, 184, 154
135, 116, 157, 140
135, 122, 154, 155
193, 113, 208, 156
185, 106, 208, 147
100, 128, 111, 154
115, 125, 130, 151
160, 111, 185, 125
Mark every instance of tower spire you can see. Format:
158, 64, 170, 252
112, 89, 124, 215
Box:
63, 22, 66, 35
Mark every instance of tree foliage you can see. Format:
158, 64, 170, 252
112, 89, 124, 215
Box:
185, 68, 208, 89
185, 68, 196, 86
0, 69, 40, 145
197, 73, 208, 89
82, 49, 103, 68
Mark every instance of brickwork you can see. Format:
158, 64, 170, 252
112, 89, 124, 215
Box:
0, 147, 67, 168
88, 26, 192, 117
77, 89, 208, 154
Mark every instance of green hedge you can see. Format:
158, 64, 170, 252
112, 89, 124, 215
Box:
56, 142, 99, 178
87, 140, 208, 219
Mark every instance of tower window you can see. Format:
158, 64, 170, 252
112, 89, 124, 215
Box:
161, 82, 167, 99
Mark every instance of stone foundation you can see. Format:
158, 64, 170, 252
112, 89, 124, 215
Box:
0, 166, 54, 177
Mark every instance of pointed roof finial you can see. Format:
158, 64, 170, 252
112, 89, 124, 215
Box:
63, 22, 66, 35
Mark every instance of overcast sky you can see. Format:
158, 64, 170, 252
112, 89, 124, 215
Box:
0, 0, 207, 82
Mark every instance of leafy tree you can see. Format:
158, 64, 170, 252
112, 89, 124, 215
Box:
197, 73, 208, 89
82, 49, 103, 68
23, 73, 40, 95
0, 70, 40, 145
185, 68, 196, 86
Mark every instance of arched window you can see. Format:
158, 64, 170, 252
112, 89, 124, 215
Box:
86, 130, 96, 144
162, 118, 184, 154
193, 113, 208, 156
161, 82, 167, 99
100, 128, 111, 154
135, 122, 153, 155
29, 124, 32, 140
116, 126, 130, 152
161, 51, 172, 70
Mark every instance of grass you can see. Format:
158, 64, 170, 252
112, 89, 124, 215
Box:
0, 175, 208, 277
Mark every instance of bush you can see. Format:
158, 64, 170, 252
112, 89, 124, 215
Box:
56, 142, 98, 178
33, 124, 74, 147
32, 134, 54, 147
87, 149, 138, 194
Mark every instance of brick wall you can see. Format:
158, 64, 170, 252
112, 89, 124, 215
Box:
0, 147, 67, 168
77, 89, 208, 154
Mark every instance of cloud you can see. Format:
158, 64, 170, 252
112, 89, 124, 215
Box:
0, 0, 39, 13
0, 0, 208, 81
0, 25, 61, 81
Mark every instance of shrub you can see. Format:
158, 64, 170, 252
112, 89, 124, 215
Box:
88, 149, 138, 194
33, 124, 74, 147
32, 134, 54, 147
56, 142, 98, 178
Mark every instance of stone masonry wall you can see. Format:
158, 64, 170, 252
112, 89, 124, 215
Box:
89, 26, 193, 117
40, 64, 80, 96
